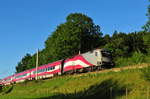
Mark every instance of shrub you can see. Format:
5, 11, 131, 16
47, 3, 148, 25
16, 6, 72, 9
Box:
115, 51, 146, 67
141, 66, 150, 81
130, 51, 145, 64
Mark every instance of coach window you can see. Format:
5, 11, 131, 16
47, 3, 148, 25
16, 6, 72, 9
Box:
48, 67, 51, 71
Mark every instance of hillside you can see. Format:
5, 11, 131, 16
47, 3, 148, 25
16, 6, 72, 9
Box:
0, 64, 150, 99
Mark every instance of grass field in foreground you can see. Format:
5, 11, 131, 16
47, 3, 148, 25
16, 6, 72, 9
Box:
0, 67, 150, 99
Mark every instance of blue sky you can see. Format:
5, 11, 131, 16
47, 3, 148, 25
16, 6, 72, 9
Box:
0, 0, 148, 78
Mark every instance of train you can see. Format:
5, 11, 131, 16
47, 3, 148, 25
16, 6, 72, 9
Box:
0, 48, 114, 85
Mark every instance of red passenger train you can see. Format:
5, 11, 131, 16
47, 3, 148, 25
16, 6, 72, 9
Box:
0, 48, 114, 85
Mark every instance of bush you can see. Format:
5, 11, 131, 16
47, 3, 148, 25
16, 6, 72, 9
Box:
131, 51, 145, 64
115, 51, 146, 67
141, 66, 150, 81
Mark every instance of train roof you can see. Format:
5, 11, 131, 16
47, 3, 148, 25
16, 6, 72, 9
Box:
2, 75, 14, 80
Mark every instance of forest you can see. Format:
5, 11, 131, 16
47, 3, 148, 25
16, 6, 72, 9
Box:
16, 1, 150, 73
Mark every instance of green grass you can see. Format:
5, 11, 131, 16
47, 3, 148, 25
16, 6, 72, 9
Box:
0, 67, 150, 99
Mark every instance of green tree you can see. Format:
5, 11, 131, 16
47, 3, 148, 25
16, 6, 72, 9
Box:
103, 34, 111, 44
126, 32, 147, 54
45, 13, 103, 60
16, 53, 32, 73
143, 32, 150, 53
104, 32, 147, 58
142, 0, 150, 32
104, 32, 129, 57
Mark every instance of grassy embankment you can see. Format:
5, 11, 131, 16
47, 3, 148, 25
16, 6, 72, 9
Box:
0, 65, 150, 99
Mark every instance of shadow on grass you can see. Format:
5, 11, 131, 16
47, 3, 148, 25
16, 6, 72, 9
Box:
4, 85, 14, 94
0, 85, 3, 93
38, 79, 129, 99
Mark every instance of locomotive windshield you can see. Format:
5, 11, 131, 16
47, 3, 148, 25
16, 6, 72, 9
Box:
101, 50, 112, 58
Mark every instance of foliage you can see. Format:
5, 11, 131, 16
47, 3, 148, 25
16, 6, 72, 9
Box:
16, 54, 32, 73
45, 13, 103, 60
104, 32, 147, 58
141, 66, 150, 81
142, 1, 150, 32
104, 32, 129, 57
115, 51, 146, 67
131, 51, 146, 63
143, 32, 150, 53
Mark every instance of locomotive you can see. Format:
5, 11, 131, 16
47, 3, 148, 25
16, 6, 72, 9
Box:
0, 48, 114, 85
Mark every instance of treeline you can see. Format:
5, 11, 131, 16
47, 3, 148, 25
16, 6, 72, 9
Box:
104, 31, 150, 66
103, 31, 147, 57
16, 4, 150, 73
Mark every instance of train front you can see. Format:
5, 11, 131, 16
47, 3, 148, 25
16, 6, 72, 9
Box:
100, 49, 114, 68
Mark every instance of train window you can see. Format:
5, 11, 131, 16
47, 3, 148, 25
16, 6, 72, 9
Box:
22, 73, 27, 77
43, 69, 46, 72
15, 73, 27, 79
95, 52, 98, 56
47, 66, 55, 71
33, 71, 36, 74
47, 67, 50, 71
5, 78, 11, 81
43, 69, 45, 72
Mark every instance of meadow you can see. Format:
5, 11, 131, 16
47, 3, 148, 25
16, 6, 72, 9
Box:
0, 66, 150, 99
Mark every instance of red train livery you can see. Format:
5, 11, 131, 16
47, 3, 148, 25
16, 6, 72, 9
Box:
1, 48, 114, 85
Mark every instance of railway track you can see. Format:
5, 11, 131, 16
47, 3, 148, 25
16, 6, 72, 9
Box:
72, 63, 150, 77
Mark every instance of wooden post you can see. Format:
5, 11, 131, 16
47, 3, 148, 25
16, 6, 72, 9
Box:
110, 87, 112, 99
47, 89, 49, 97
147, 87, 149, 99
75, 89, 76, 96
36, 49, 39, 80
126, 88, 128, 99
